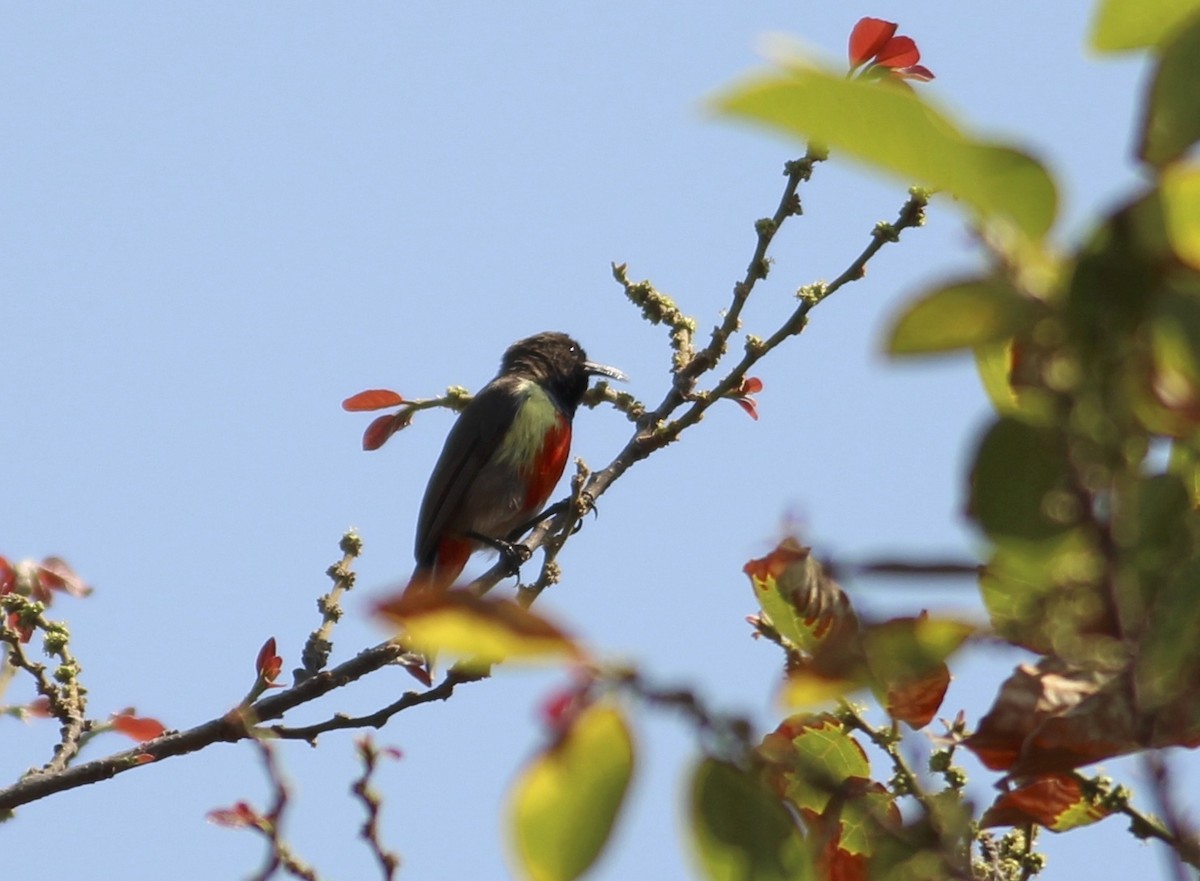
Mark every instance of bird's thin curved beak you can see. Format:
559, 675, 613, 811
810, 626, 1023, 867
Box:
585, 361, 628, 383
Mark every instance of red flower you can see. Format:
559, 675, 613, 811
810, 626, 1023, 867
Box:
848, 17, 934, 82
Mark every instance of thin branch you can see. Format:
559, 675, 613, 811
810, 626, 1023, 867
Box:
296, 530, 363, 683
351, 736, 402, 881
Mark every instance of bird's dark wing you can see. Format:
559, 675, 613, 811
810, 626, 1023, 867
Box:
414, 379, 521, 567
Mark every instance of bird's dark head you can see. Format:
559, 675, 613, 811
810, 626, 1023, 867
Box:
500, 331, 626, 413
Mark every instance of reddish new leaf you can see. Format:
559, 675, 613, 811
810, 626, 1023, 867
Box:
873, 35, 920, 69
207, 800, 263, 829
362, 411, 413, 451
35, 556, 92, 598
342, 388, 405, 411
111, 710, 167, 742
255, 637, 283, 684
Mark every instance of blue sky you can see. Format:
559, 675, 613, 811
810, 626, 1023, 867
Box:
2, 3, 1178, 879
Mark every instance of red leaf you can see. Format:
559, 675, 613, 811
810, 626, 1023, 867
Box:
981, 774, 1110, 831
36, 557, 92, 598
734, 396, 759, 421
884, 664, 950, 729
898, 64, 935, 82
255, 637, 283, 684
873, 35, 920, 69
740, 376, 764, 394
111, 710, 167, 742
362, 411, 411, 451
342, 389, 405, 411
207, 800, 262, 829
0, 556, 14, 594
848, 17, 897, 67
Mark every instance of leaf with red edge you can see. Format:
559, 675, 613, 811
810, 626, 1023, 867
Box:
848, 17, 897, 68
861, 613, 972, 729
873, 35, 920, 69
362, 411, 412, 451
111, 710, 167, 742
342, 388, 405, 411
207, 801, 263, 829
981, 774, 1110, 831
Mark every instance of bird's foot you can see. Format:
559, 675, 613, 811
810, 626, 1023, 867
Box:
467, 531, 532, 577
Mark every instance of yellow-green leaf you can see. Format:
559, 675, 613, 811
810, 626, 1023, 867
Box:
760, 714, 870, 816
1091, 0, 1200, 52
509, 704, 634, 881
689, 758, 811, 881
375, 589, 583, 667
888, 276, 1036, 356
712, 63, 1056, 239
1161, 164, 1200, 270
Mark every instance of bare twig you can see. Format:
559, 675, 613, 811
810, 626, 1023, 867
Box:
351, 736, 402, 881
296, 530, 363, 683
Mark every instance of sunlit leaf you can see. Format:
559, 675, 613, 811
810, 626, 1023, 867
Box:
1090, 0, 1200, 52
981, 774, 1110, 831
1140, 14, 1200, 166
509, 704, 634, 881
1161, 164, 1200, 270
888, 276, 1036, 356
362, 411, 412, 451
375, 589, 583, 668
688, 758, 811, 881
974, 339, 1056, 422
743, 539, 858, 655
760, 713, 870, 816
110, 710, 167, 742
712, 62, 1057, 239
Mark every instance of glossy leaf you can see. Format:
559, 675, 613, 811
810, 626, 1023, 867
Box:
1090, 0, 1200, 52
689, 758, 810, 881
969, 416, 1077, 541
375, 589, 583, 668
712, 63, 1057, 239
510, 704, 634, 881
1140, 15, 1200, 166
888, 276, 1035, 356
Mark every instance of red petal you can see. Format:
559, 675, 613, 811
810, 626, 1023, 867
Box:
874, 35, 920, 69
734, 397, 759, 421
362, 411, 410, 451
342, 389, 405, 412
111, 712, 167, 742
848, 17, 898, 67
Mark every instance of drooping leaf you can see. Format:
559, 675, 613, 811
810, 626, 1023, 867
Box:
887, 276, 1037, 356
860, 615, 973, 729
375, 589, 583, 668
712, 62, 1057, 239
688, 758, 811, 881
981, 774, 1110, 831
1140, 14, 1200, 166
509, 704, 634, 881
1090, 0, 1200, 52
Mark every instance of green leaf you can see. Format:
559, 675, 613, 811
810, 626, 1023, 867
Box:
1091, 0, 1200, 52
711, 63, 1057, 239
1138, 556, 1200, 710
888, 276, 1036, 356
509, 704, 634, 881
1161, 164, 1200, 270
968, 417, 1077, 541
1140, 15, 1200, 166
689, 758, 811, 881
761, 714, 870, 816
